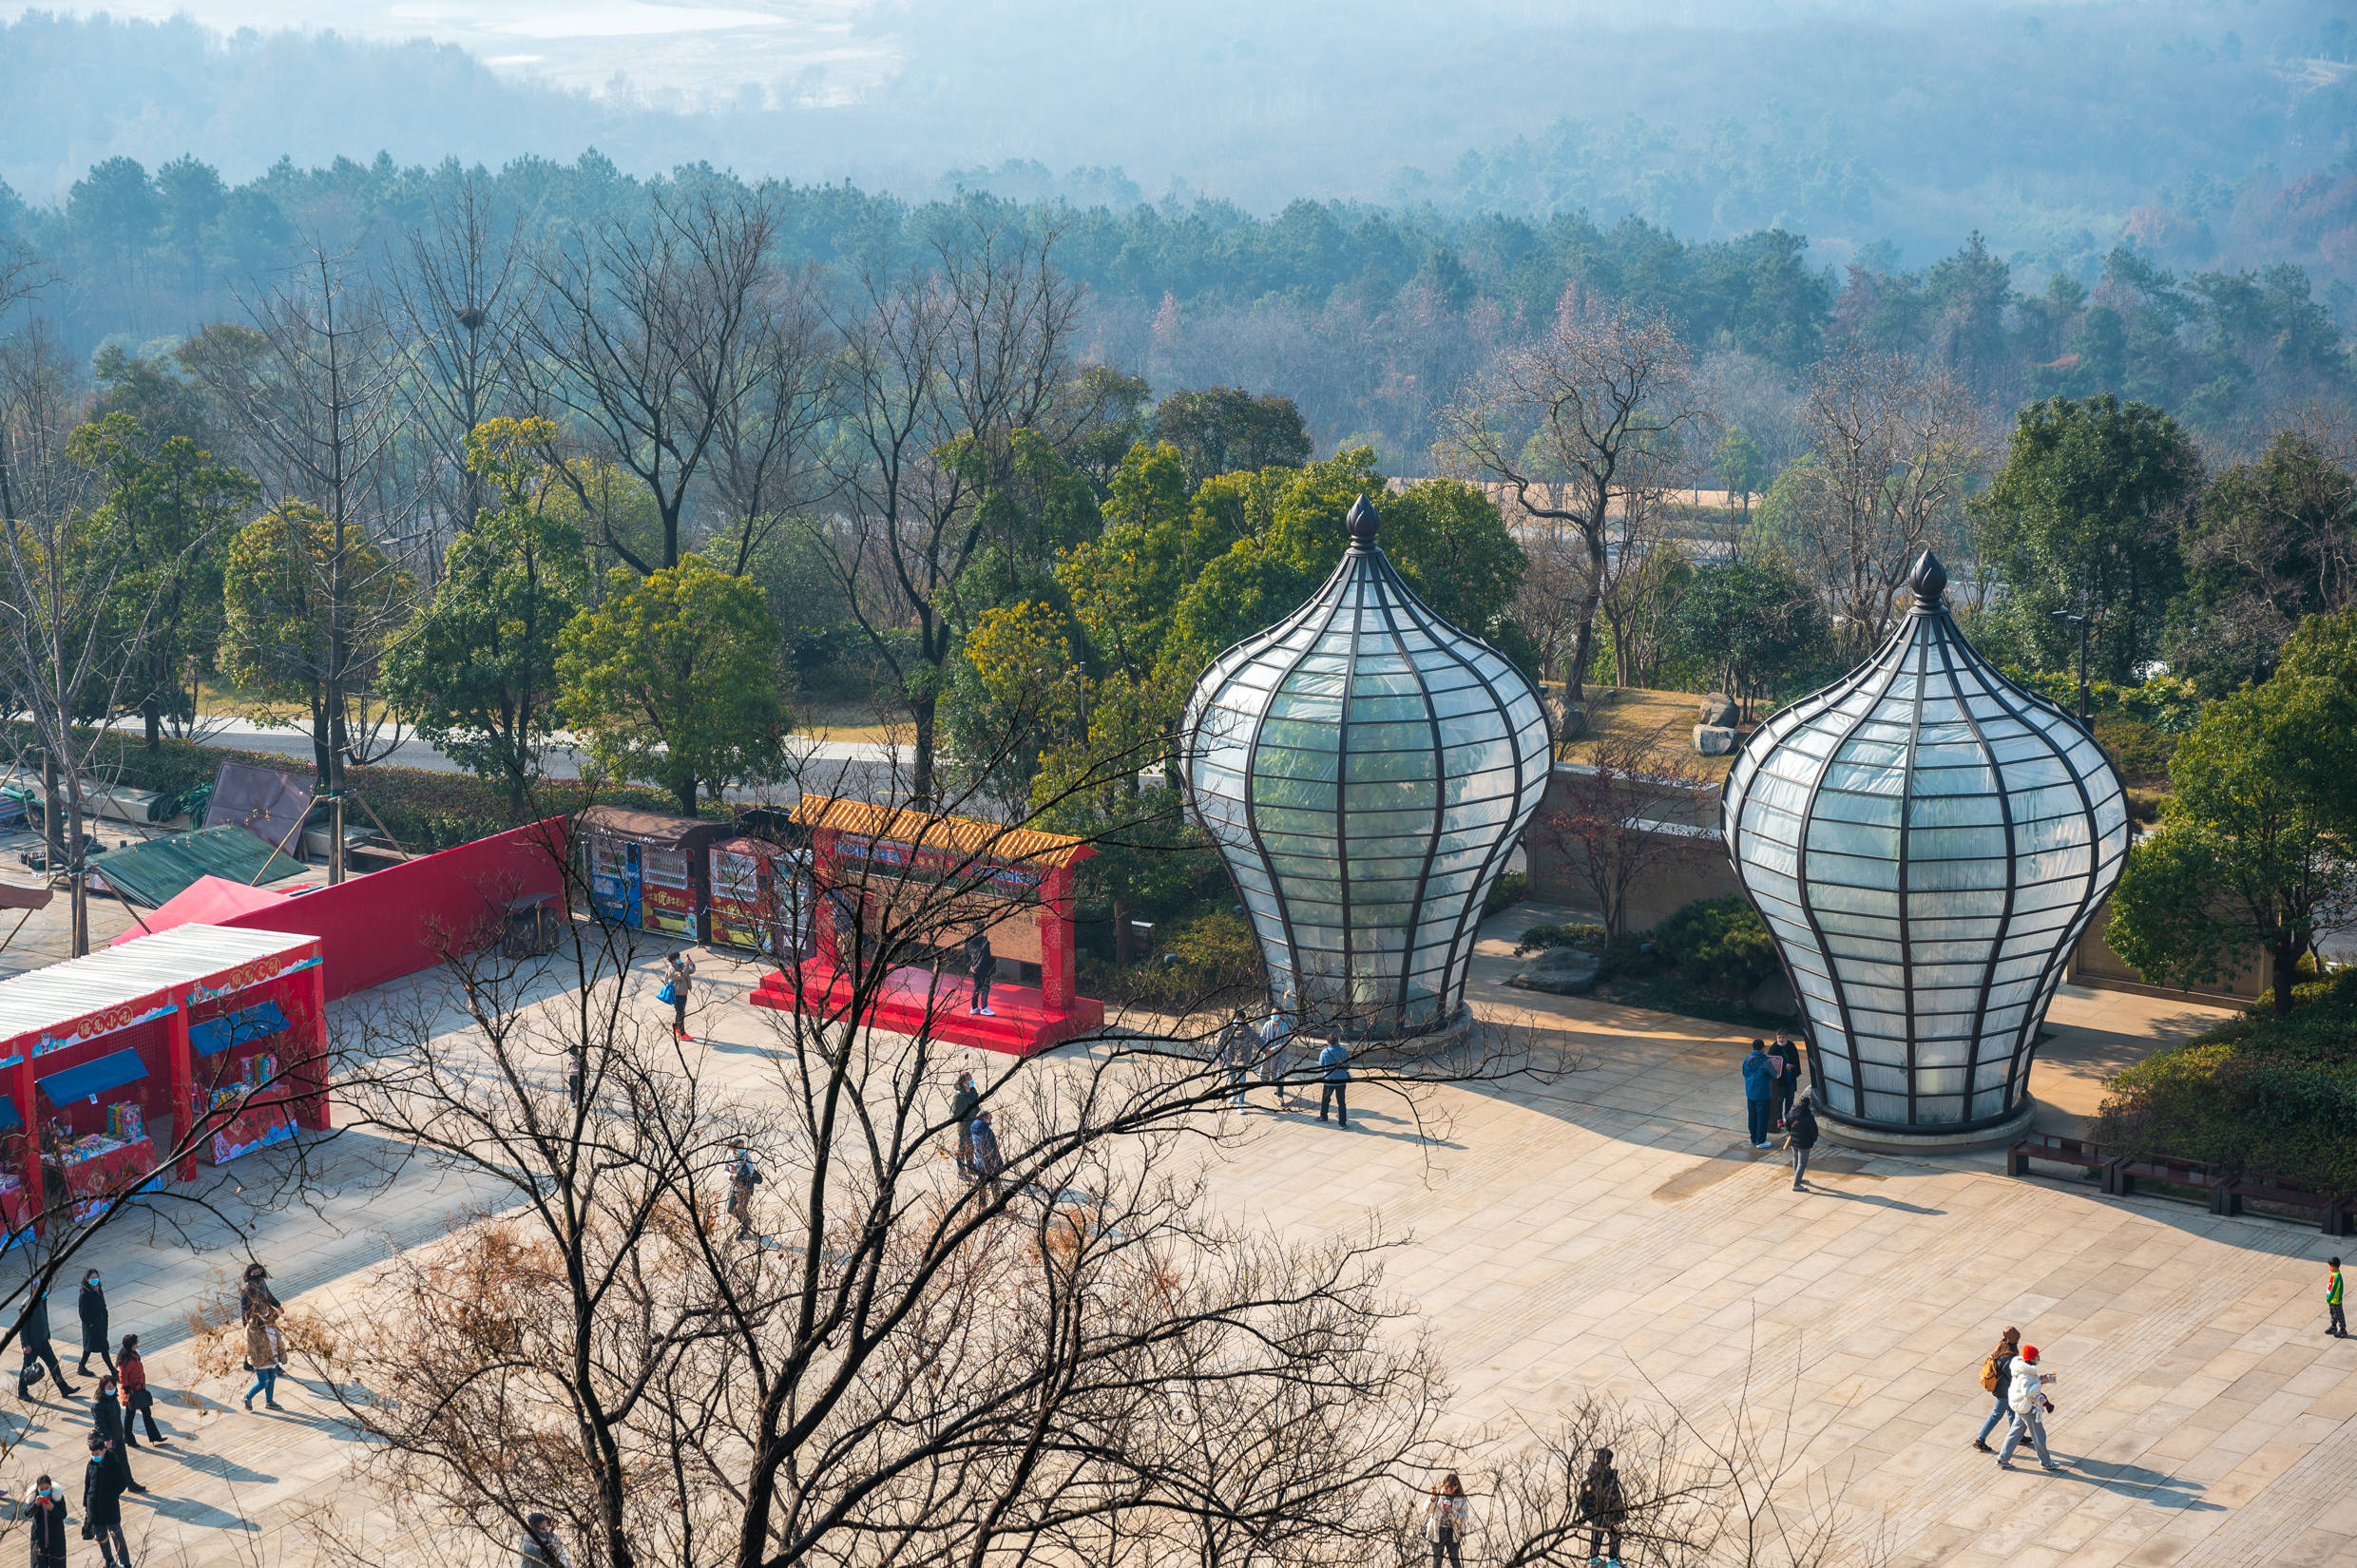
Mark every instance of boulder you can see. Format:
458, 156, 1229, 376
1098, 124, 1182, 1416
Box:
1508, 945, 1602, 996
1698, 693, 1739, 727
1694, 724, 1737, 756
1544, 698, 1587, 741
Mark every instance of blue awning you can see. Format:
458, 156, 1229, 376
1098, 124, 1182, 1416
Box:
188, 1001, 290, 1058
38, 1048, 150, 1106
0, 1098, 21, 1130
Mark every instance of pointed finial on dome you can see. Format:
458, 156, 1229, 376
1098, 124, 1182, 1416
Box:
1346, 493, 1381, 550
1910, 550, 1948, 605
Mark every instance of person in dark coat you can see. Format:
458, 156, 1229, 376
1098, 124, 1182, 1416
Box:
76, 1268, 112, 1377
521, 1510, 571, 1566
118, 1334, 166, 1445
1578, 1446, 1627, 1567
90, 1375, 144, 1494
17, 1283, 77, 1400
1770, 1032, 1803, 1131
23, 1472, 68, 1568
950, 1073, 981, 1176
968, 1110, 1005, 1199
1785, 1091, 1821, 1191
83, 1431, 129, 1567
964, 931, 998, 1017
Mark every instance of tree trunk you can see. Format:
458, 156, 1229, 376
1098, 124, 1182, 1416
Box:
142, 688, 162, 752
2273, 930, 2300, 1017
675, 776, 699, 814
911, 688, 938, 808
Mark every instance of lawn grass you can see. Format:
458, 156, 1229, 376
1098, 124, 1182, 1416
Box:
1547, 684, 1749, 783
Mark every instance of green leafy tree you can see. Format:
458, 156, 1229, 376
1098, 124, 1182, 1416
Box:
2106, 616, 2357, 1016
1149, 387, 1313, 490
220, 503, 413, 781
1714, 426, 1767, 517
67, 411, 256, 749
1978, 393, 2200, 684
2170, 430, 2357, 692
1670, 555, 1827, 718
383, 418, 588, 815
557, 553, 787, 812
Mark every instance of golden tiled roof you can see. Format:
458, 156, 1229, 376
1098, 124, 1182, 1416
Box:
791, 796, 1095, 870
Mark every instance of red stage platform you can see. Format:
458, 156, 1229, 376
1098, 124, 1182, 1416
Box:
750, 961, 1104, 1056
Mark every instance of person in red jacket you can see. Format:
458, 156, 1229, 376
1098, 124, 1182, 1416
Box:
117, 1334, 167, 1445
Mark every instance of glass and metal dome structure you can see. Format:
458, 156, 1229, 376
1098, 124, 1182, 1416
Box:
1182, 495, 1550, 1038
1722, 552, 2129, 1133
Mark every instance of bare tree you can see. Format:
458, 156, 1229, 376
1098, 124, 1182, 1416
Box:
708, 263, 834, 575
532, 187, 780, 573
1438, 290, 1700, 700
188, 244, 422, 807
1531, 722, 1712, 948
1782, 347, 1989, 662
815, 211, 1087, 804
393, 173, 539, 568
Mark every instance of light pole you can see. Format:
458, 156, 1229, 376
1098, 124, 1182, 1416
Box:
2052, 605, 2091, 725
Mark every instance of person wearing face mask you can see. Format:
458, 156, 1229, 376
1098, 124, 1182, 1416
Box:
76, 1269, 112, 1378
23, 1473, 68, 1567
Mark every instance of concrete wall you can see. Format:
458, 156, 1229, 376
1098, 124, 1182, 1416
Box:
1522, 763, 1741, 928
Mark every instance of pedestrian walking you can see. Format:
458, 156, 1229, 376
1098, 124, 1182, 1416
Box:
968, 1110, 1005, 1200
2329, 1256, 2347, 1338
89, 1377, 144, 1495
521, 1510, 571, 1566
17, 1283, 76, 1400
75, 1269, 112, 1378
1994, 1344, 2061, 1471
1741, 1040, 1775, 1149
726, 1146, 761, 1240
1423, 1472, 1469, 1568
1215, 1009, 1255, 1106
964, 930, 998, 1017
240, 1263, 283, 1364
82, 1432, 128, 1568
1770, 1031, 1802, 1129
1316, 1037, 1351, 1127
662, 950, 697, 1041
1578, 1445, 1626, 1567
950, 1072, 981, 1176
242, 1308, 284, 1411
118, 1336, 165, 1446
1971, 1327, 2022, 1452
1785, 1090, 1819, 1190
1255, 1010, 1293, 1109
23, 1473, 67, 1568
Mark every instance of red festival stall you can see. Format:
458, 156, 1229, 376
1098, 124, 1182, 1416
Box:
749, 796, 1104, 1055
0, 926, 329, 1232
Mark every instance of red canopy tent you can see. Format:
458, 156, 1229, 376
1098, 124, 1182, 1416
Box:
111, 875, 292, 941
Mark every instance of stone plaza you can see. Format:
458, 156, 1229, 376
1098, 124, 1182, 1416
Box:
10, 898, 2351, 1568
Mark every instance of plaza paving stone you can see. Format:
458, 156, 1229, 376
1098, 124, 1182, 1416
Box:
5, 907, 2347, 1567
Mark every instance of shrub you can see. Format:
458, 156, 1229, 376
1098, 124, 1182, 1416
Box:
2093, 714, 2175, 787
1651, 894, 1778, 999
1516, 922, 1604, 958
1484, 870, 1529, 918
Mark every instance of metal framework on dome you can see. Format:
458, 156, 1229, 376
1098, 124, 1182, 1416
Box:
1722, 552, 2130, 1132
1182, 495, 1551, 1038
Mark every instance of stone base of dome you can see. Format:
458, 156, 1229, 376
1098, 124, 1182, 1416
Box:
1815, 1100, 2037, 1156
1346, 1004, 1481, 1062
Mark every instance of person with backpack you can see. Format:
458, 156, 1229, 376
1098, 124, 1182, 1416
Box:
1741, 1040, 1775, 1149
1971, 1327, 2022, 1452
1577, 1446, 1626, 1567
1995, 1343, 2061, 1471
521, 1510, 572, 1566
1255, 1011, 1294, 1110
1784, 1090, 1820, 1191
1770, 1032, 1802, 1130
1422, 1472, 1469, 1568
1316, 1037, 1351, 1127
727, 1147, 762, 1240
968, 1110, 1005, 1200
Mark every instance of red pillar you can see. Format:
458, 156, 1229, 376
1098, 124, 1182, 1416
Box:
810, 828, 840, 973
301, 953, 333, 1133
1040, 866, 1074, 1014
167, 984, 196, 1182
16, 1054, 41, 1236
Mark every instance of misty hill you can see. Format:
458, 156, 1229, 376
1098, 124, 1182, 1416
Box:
3, 1, 2353, 287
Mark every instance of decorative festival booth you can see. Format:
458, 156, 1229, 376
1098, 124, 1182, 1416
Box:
749, 796, 1104, 1055
0, 926, 328, 1233
577, 807, 731, 942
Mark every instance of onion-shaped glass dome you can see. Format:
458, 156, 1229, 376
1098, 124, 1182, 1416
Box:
1722, 552, 2129, 1132
1183, 495, 1550, 1037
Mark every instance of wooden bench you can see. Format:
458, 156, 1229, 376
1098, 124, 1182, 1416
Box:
2007, 1134, 2117, 1187
2112, 1152, 2238, 1214
2231, 1170, 2357, 1235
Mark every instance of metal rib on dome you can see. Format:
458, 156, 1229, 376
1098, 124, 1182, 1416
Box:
1723, 552, 2130, 1132
1183, 495, 1551, 1038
